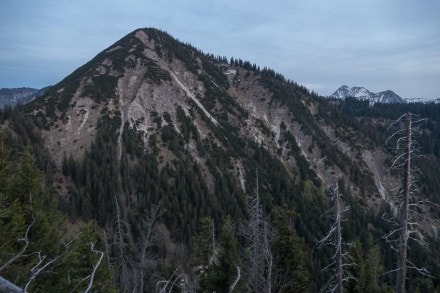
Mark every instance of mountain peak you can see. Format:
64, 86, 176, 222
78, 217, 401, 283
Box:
330, 85, 405, 105
0, 87, 50, 108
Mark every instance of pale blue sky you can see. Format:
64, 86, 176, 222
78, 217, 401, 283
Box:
1, 0, 439, 99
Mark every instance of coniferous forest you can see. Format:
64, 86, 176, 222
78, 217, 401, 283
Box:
1, 28, 440, 292
2, 94, 440, 293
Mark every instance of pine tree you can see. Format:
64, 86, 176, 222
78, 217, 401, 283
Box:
0, 135, 116, 291
199, 219, 242, 292
272, 208, 311, 292
191, 217, 215, 268
56, 221, 115, 292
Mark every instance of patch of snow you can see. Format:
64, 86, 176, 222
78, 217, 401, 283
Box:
330, 85, 405, 105
406, 97, 440, 104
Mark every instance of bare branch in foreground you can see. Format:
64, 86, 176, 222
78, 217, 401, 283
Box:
316, 184, 353, 293
0, 215, 36, 272
84, 242, 105, 293
23, 252, 61, 292
228, 265, 241, 293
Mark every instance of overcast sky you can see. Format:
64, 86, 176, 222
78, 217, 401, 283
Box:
1, 0, 439, 99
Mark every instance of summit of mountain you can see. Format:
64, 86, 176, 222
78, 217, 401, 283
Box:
21, 28, 408, 210
330, 85, 405, 105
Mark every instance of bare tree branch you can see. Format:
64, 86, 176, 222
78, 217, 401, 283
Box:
84, 242, 104, 293
317, 184, 353, 293
155, 265, 184, 293
384, 113, 436, 293
134, 203, 163, 292
23, 252, 61, 292
228, 265, 241, 293
0, 215, 36, 272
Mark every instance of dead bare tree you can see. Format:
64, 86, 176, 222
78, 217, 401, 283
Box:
317, 184, 353, 293
102, 230, 113, 270
241, 170, 273, 293
383, 113, 434, 293
113, 194, 130, 291
133, 204, 163, 293
104, 200, 165, 292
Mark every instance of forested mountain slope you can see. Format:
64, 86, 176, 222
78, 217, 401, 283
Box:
1, 28, 439, 291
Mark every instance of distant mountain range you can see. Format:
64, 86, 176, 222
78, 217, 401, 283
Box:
405, 97, 440, 104
3, 84, 437, 109
330, 85, 405, 105
0, 86, 50, 108
329, 85, 439, 105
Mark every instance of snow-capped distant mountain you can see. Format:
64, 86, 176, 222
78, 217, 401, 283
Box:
330, 85, 405, 105
406, 97, 440, 104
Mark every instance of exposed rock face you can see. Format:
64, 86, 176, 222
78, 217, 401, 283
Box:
24, 28, 400, 211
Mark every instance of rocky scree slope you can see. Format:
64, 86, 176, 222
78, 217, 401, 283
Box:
22, 28, 399, 236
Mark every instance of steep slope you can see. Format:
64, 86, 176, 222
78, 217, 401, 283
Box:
21, 28, 398, 224
10, 28, 440, 291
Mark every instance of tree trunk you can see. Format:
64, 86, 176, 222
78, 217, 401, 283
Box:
335, 187, 343, 293
396, 113, 411, 293
0, 276, 22, 293
228, 266, 241, 293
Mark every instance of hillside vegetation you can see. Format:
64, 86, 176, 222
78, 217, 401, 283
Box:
0, 28, 439, 292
